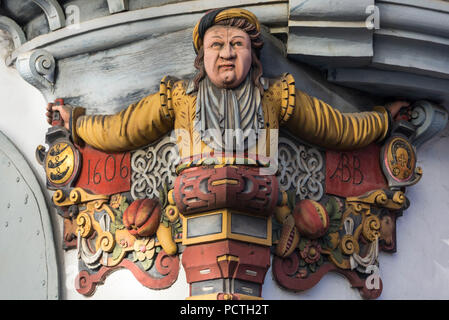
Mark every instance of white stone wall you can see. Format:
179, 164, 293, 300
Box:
1, 38, 449, 300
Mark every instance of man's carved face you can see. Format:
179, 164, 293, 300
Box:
203, 25, 252, 89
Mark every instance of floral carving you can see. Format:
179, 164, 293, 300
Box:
300, 240, 323, 266
133, 238, 156, 270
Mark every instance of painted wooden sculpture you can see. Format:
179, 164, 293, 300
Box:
37, 8, 441, 299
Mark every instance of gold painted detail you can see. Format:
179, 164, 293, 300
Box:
53, 187, 109, 207
76, 212, 93, 238
76, 200, 116, 236
165, 204, 180, 223
167, 189, 176, 205
211, 179, 239, 186
346, 189, 408, 211
217, 254, 240, 263
160, 76, 176, 120
182, 209, 272, 246
347, 190, 387, 208
156, 223, 178, 256
279, 73, 296, 125
385, 137, 416, 181
392, 191, 406, 206
45, 142, 75, 185
328, 190, 404, 270
362, 215, 381, 242
96, 231, 115, 253
73, 196, 163, 270
340, 234, 360, 255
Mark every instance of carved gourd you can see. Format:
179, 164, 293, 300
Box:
123, 199, 161, 237
293, 199, 329, 239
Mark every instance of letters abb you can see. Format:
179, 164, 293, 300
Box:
325, 144, 387, 198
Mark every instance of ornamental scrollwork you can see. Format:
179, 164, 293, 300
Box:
277, 135, 325, 201
130, 135, 180, 200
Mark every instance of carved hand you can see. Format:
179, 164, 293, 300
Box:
46, 103, 72, 130
385, 100, 410, 119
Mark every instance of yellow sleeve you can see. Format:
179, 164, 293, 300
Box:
73, 77, 176, 152
279, 73, 390, 150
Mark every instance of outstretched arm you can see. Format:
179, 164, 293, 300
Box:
74, 93, 174, 152
47, 78, 176, 152
278, 74, 407, 150
286, 89, 390, 150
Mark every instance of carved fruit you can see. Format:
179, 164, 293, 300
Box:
123, 199, 161, 237
156, 223, 177, 256
274, 205, 291, 224
275, 214, 300, 258
293, 199, 329, 239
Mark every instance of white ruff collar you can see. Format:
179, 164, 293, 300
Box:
193, 73, 267, 152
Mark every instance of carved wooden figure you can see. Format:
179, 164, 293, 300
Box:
36, 7, 445, 299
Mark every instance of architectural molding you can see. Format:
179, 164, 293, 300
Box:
8, 0, 287, 64
31, 0, 66, 31
287, 0, 374, 66
410, 101, 449, 148
286, 0, 449, 110
107, 0, 129, 14
327, 68, 449, 110
15, 49, 56, 94
0, 15, 26, 49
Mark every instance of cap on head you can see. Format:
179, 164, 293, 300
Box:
192, 8, 260, 53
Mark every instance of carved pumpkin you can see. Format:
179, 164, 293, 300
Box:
123, 199, 161, 237
275, 214, 300, 258
293, 199, 329, 239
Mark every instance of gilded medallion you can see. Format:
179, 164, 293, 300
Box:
45, 142, 76, 186
384, 137, 416, 182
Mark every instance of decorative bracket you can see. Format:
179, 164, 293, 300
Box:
15, 49, 56, 96
410, 100, 448, 148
